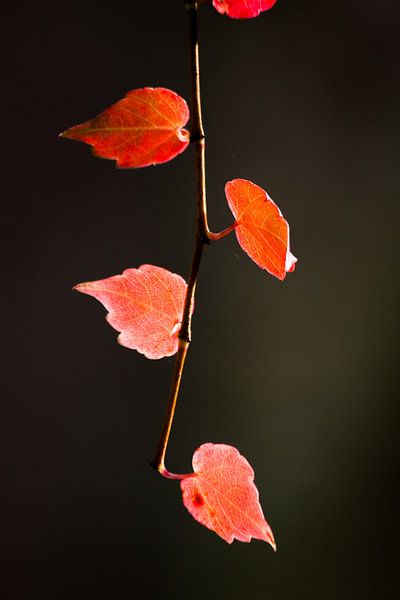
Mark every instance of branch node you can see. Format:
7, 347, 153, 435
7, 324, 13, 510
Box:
178, 331, 191, 344
190, 132, 205, 144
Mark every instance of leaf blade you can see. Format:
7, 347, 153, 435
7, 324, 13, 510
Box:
75, 264, 189, 360
61, 87, 190, 168
212, 0, 277, 19
225, 178, 297, 280
181, 443, 276, 548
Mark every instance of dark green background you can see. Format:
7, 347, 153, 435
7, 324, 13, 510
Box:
2, 1, 399, 598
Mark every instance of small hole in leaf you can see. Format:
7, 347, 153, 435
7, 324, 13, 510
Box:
193, 493, 204, 507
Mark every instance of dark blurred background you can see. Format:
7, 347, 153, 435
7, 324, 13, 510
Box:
1, 1, 399, 598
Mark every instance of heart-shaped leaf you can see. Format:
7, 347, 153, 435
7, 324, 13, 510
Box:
225, 178, 297, 280
181, 443, 276, 547
212, 0, 277, 19
60, 87, 190, 168
75, 264, 190, 359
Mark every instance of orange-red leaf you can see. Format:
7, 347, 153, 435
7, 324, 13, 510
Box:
213, 0, 277, 19
74, 265, 190, 360
60, 87, 190, 168
181, 443, 276, 548
225, 178, 297, 280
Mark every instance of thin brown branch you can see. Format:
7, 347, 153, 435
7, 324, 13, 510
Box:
151, 1, 208, 476
150, 339, 189, 476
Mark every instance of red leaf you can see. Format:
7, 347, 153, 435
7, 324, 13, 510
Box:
180, 443, 276, 548
60, 87, 190, 168
74, 265, 190, 360
212, 0, 277, 19
225, 178, 297, 280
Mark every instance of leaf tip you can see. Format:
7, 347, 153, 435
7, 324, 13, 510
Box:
73, 282, 91, 294
284, 251, 297, 278
59, 126, 78, 141
267, 530, 277, 552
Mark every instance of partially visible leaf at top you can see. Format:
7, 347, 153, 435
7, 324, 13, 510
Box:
181, 443, 276, 548
60, 87, 190, 168
212, 0, 277, 19
225, 178, 297, 280
74, 264, 190, 359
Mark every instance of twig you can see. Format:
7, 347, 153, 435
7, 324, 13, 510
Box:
151, 0, 233, 477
